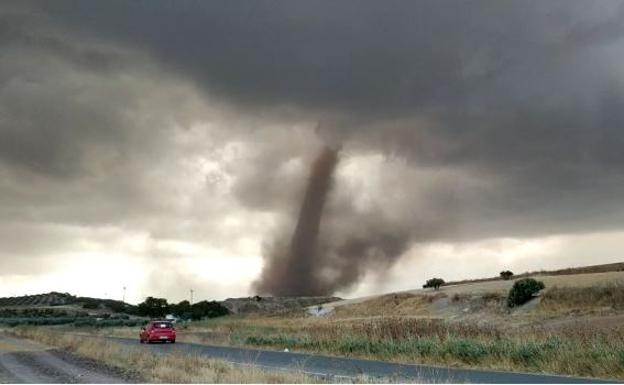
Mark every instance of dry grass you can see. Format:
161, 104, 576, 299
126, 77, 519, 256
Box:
443, 262, 624, 287
332, 277, 624, 321
11, 327, 321, 383
540, 283, 624, 314
334, 293, 436, 318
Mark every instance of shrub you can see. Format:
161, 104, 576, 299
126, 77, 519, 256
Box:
169, 300, 191, 317
97, 319, 125, 327
190, 300, 229, 320
137, 297, 169, 318
124, 319, 142, 327
74, 318, 97, 327
423, 278, 445, 290
82, 300, 100, 309
507, 278, 545, 307
500, 270, 514, 280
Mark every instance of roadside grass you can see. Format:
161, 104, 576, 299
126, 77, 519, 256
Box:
23, 281, 624, 381
10, 327, 322, 383
85, 312, 624, 380
189, 315, 624, 381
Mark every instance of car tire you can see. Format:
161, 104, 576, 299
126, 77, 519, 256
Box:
171, 340, 176, 344
140, 339, 144, 344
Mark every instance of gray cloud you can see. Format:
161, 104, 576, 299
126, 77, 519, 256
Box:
2, 1, 624, 297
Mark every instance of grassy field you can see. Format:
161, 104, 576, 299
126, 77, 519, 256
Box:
184, 315, 624, 381
50, 280, 624, 381
11, 313, 624, 381
173, 281, 624, 381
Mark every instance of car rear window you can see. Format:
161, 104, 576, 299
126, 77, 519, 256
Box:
153, 322, 173, 329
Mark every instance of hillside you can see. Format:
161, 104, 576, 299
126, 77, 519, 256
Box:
222, 296, 341, 314
0, 292, 136, 314
442, 261, 624, 287
0, 292, 341, 317
175, 263, 624, 381
313, 268, 624, 332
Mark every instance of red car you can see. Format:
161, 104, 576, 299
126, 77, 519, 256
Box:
140, 320, 176, 343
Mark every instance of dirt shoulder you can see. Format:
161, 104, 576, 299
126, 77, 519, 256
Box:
0, 332, 142, 383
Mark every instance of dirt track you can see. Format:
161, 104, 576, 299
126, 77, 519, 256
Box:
0, 332, 140, 383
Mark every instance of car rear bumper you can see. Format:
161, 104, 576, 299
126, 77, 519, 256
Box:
146, 335, 175, 342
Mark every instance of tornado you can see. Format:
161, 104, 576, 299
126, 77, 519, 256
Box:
254, 146, 339, 296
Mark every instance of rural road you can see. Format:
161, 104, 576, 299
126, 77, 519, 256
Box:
99, 335, 612, 384
1, 332, 616, 383
0, 333, 139, 383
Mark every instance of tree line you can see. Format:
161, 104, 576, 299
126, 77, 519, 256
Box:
136, 297, 229, 320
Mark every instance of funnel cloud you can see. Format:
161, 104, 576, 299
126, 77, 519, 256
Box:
254, 146, 339, 296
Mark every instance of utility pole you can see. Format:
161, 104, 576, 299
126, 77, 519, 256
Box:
122, 286, 126, 303
190, 289, 194, 306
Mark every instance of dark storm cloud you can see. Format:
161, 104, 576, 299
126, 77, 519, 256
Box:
34, 1, 624, 176
0, 4, 248, 271
32, 1, 624, 115
3, 1, 624, 295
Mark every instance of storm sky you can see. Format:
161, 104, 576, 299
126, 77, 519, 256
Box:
2, 1, 624, 303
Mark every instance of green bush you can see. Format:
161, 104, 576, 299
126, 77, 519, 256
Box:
123, 319, 142, 327
507, 278, 545, 307
74, 318, 97, 327
0, 317, 77, 326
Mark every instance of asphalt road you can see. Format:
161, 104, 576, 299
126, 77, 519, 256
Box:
0, 333, 139, 383
102, 335, 614, 383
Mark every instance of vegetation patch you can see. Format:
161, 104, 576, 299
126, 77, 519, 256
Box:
423, 278, 445, 290
507, 278, 545, 307
191, 315, 624, 380
541, 283, 624, 311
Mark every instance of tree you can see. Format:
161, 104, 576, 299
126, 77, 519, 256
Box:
190, 300, 229, 320
423, 278, 445, 290
507, 278, 545, 307
500, 270, 514, 280
137, 297, 169, 318
170, 300, 191, 318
